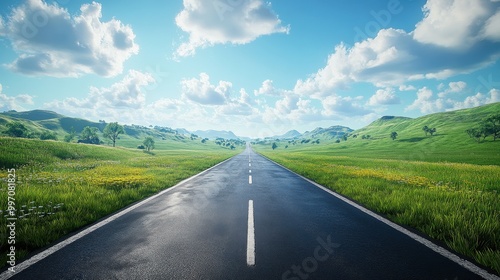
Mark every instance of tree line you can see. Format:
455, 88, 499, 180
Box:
465, 114, 500, 143
1, 121, 157, 151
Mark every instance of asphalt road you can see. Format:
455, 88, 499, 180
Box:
3, 146, 496, 279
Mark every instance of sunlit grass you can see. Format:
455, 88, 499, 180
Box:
256, 147, 500, 275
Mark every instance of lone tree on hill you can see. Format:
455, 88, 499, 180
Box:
143, 136, 155, 152
484, 114, 500, 141
423, 126, 429, 136
272, 142, 278, 150
79, 126, 100, 144
103, 122, 125, 147
423, 126, 436, 136
390, 131, 398, 140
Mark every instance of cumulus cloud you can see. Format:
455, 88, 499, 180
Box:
405, 87, 441, 114
217, 89, 257, 116
254, 79, 286, 96
261, 94, 321, 125
0, 0, 139, 77
294, 0, 500, 97
181, 73, 232, 105
413, 0, 493, 49
45, 70, 155, 119
437, 81, 467, 98
368, 88, 400, 106
148, 98, 184, 111
399, 85, 417, 91
406, 86, 499, 113
0, 83, 35, 111
174, 0, 289, 57
322, 95, 372, 117
450, 89, 499, 109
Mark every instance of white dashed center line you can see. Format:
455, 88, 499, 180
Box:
249, 175, 252, 184
247, 200, 255, 266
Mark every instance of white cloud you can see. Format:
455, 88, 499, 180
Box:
406, 86, 499, 113
217, 89, 257, 116
181, 73, 232, 105
438, 81, 467, 98
399, 85, 416, 91
413, 0, 492, 49
174, 0, 289, 57
45, 70, 155, 119
148, 98, 184, 111
450, 89, 499, 109
483, 10, 500, 41
254, 79, 285, 96
368, 88, 400, 106
0, 83, 35, 111
406, 87, 440, 113
322, 95, 372, 117
1, 0, 139, 77
0, 16, 4, 36
294, 0, 500, 97
261, 94, 321, 125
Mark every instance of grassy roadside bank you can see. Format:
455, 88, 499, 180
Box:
255, 146, 500, 275
0, 137, 240, 268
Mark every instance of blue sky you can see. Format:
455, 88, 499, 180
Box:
0, 0, 499, 138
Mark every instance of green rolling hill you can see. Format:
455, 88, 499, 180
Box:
259, 102, 500, 165
0, 110, 244, 151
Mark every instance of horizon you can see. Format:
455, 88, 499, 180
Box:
1, 0, 499, 138
4, 102, 498, 139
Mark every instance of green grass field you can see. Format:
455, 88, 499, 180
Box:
0, 137, 241, 267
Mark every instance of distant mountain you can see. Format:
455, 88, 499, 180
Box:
302, 125, 353, 140
175, 128, 191, 136
2, 110, 64, 121
278, 130, 302, 139
192, 130, 240, 140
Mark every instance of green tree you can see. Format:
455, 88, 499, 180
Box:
79, 126, 100, 144
40, 131, 58, 141
429, 127, 437, 136
465, 128, 483, 143
484, 114, 500, 141
272, 142, 278, 150
423, 126, 429, 136
103, 122, 125, 147
64, 127, 77, 142
390, 131, 398, 140
4, 122, 28, 137
143, 136, 155, 152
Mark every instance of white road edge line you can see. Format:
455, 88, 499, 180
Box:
0, 155, 237, 280
259, 154, 500, 280
247, 200, 255, 266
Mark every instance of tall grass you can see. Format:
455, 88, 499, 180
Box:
0, 137, 240, 266
256, 147, 500, 275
